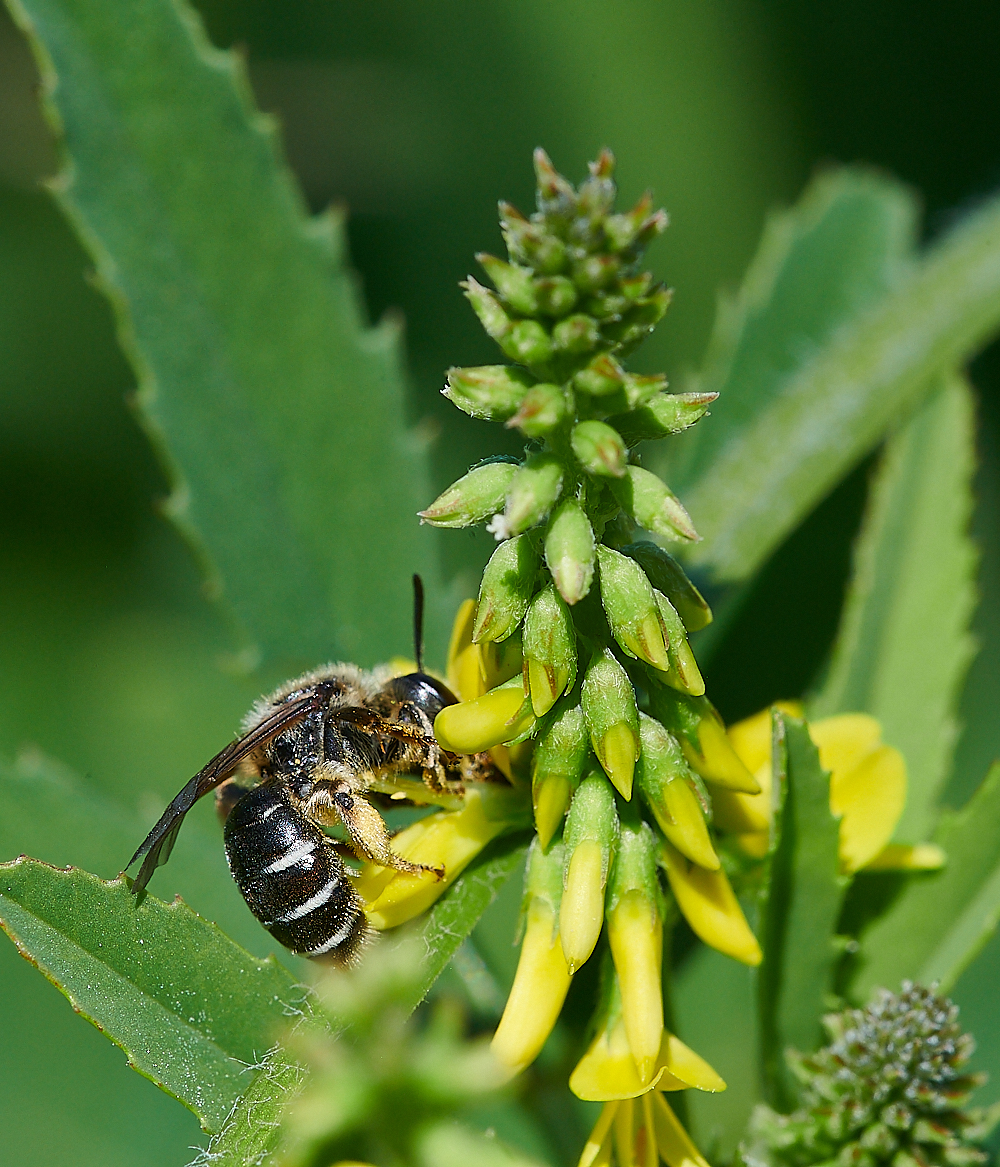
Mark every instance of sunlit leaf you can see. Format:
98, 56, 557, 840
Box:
851, 762, 1000, 1002
0, 860, 305, 1132
812, 374, 978, 841
757, 712, 843, 1109
667, 171, 1000, 584
8, 0, 442, 669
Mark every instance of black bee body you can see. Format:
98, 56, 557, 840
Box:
127, 651, 494, 965
223, 780, 366, 961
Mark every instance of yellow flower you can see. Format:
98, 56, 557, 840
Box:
577, 1092, 712, 1167
716, 707, 943, 875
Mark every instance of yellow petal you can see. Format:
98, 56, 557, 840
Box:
614, 1097, 637, 1167
863, 842, 946, 871
660, 841, 762, 966
725, 709, 772, 773
570, 1015, 677, 1101
446, 599, 485, 703
534, 772, 573, 850
650, 1094, 711, 1167
809, 713, 882, 777
710, 782, 771, 836
659, 1032, 726, 1093
491, 898, 572, 1073
363, 790, 506, 928
433, 682, 534, 753
479, 633, 525, 689
647, 777, 720, 871
832, 743, 907, 873
733, 831, 770, 859
608, 891, 664, 1084
578, 1103, 618, 1167
597, 721, 640, 800
683, 715, 760, 794
490, 739, 532, 787
560, 839, 606, 973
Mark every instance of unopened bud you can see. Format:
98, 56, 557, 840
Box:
492, 837, 572, 1073
581, 648, 641, 799
419, 459, 518, 528
478, 628, 524, 689
500, 201, 567, 275
611, 465, 698, 543
473, 534, 539, 643
596, 546, 670, 671
652, 591, 704, 696
534, 276, 578, 317
605, 287, 672, 355
620, 542, 712, 632
621, 372, 667, 409
607, 809, 663, 1084
544, 498, 596, 605
636, 714, 718, 870
463, 276, 512, 342
572, 253, 620, 293
577, 153, 616, 222
660, 839, 761, 966
501, 319, 553, 368
476, 252, 538, 316
434, 675, 535, 754
574, 353, 625, 398
498, 452, 563, 538
610, 391, 718, 447
532, 700, 589, 848
651, 689, 759, 795
552, 313, 600, 356
534, 147, 577, 218
522, 584, 577, 715
571, 421, 627, 478
602, 191, 654, 252
561, 770, 619, 972
443, 364, 534, 422
506, 382, 568, 438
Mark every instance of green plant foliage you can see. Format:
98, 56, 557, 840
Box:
813, 374, 978, 841
6, 0, 440, 669
744, 983, 999, 1167
851, 763, 1000, 1002
758, 713, 844, 1110
0, 859, 304, 1132
670, 174, 1000, 583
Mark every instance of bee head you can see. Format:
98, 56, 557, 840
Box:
381, 672, 458, 721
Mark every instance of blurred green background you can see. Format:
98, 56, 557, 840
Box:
1, 2, 998, 1164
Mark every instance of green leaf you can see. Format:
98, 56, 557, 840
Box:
8, 0, 441, 668
190, 1052, 305, 1167
0, 860, 304, 1132
851, 763, 1000, 1001
757, 712, 843, 1109
811, 374, 978, 841
668, 173, 1000, 584
403, 830, 532, 1012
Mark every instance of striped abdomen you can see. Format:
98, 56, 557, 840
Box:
223, 782, 367, 962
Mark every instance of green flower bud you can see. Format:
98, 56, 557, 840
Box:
506, 383, 568, 438
499, 201, 567, 275
552, 313, 600, 356
620, 272, 653, 302
621, 372, 667, 409
534, 276, 578, 317
619, 541, 712, 632
576, 150, 617, 221
610, 391, 719, 446
605, 286, 672, 355
476, 252, 538, 316
573, 353, 625, 398
434, 674, 535, 754
628, 208, 669, 253
544, 498, 596, 605
419, 459, 518, 528
581, 647, 641, 799
611, 465, 699, 543
532, 699, 589, 848
498, 452, 564, 538
443, 364, 534, 422
648, 687, 759, 795
572, 253, 620, 294
473, 534, 539, 643
534, 147, 577, 219
561, 769, 619, 972
571, 420, 627, 478
478, 628, 523, 688
603, 191, 654, 252
636, 714, 718, 870
652, 589, 705, 696
522, 583, 577, 715
463, 276, 512, 342
500, 319, 553, 368
595, 546, 670, 671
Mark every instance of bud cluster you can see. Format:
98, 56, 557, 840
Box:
743, 983, 999, 1167
424, 151, 759, 1111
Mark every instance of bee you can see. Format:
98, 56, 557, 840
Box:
127, 578, 489, 964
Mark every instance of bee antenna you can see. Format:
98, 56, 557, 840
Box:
412, 573, 425, 673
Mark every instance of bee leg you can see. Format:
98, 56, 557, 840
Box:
305, 782, 444, 879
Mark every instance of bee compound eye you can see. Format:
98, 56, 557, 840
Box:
334, 791, 354, 811
384, 673, 458, 720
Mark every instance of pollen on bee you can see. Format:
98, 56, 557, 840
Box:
391, 791, 407, 800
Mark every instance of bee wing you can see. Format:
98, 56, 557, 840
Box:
128, 689, 324, 894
